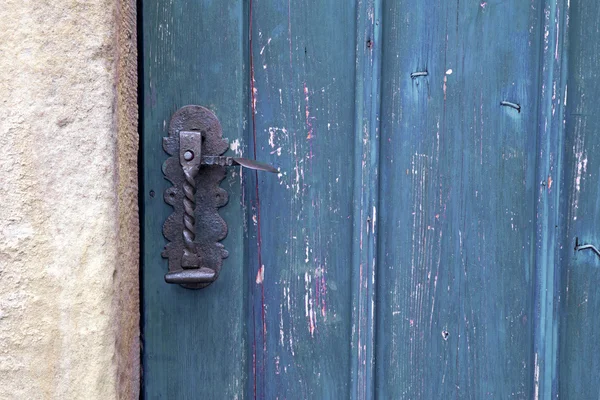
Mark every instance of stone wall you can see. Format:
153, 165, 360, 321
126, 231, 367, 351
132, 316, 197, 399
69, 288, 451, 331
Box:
0, 0, 139, 398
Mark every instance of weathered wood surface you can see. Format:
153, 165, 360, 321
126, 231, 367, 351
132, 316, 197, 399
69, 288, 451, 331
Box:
559, 0, 600, 398
142, 0, 597, 398
533, 1, 568, 398
377, 1, 542, 398
245, 1, 359, 398
141, 2, 247, 398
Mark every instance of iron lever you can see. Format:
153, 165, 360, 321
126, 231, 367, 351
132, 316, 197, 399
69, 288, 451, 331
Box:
201, 156, 279, 173
162, 106, 277, 289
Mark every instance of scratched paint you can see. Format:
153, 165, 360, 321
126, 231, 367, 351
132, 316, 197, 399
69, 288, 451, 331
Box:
142, 0, 596, 398
532, 1, 570, 399
377, 1, 542, 398
558, 1, 600, 398
246, 1, 357, 398
141, 1, 249, 399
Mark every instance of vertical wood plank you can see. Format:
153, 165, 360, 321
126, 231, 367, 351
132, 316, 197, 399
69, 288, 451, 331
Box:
244, 1, 361, 398
559, 1, 600, 398
533, 1, 569, 398
140, 1, 597, 398
141, 2, 248, 398
376, 1, 542, 398
350, 1, 382, 399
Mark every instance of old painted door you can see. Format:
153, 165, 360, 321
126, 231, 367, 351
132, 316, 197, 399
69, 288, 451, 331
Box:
141, 0, 599, 398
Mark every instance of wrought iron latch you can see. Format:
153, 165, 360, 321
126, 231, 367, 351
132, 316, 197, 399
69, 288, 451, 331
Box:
162, 105, 277, 289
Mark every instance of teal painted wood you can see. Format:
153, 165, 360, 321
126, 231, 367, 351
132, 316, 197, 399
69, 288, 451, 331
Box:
350, 1, 382, 399
245, 1, 368, 397
141, 0, 597, 399
141, 0, 381, 397
141, 2, 248, 399
376, 1, 542, 398
533, 1, 569, 398
559, 1, 600, 398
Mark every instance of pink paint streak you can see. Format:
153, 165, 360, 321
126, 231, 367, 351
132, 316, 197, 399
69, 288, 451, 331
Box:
304, 83, 314, 140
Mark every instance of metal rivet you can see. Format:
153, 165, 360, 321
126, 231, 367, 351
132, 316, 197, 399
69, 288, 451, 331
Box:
184, 151, 194, 161
575, 237, 600, 259
411, 71, 428, 79
500, 101, 521, 113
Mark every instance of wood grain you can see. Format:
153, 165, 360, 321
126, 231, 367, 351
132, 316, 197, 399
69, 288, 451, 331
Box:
141, 0, 598, 399
558, 0, 600, 398
141, 2, 248, 398
532, 1, 568, 398
245, 1, 359, 397
376, 1, 541, 398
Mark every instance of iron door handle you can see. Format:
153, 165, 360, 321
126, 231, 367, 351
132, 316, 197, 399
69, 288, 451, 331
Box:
161, 105, 277, 289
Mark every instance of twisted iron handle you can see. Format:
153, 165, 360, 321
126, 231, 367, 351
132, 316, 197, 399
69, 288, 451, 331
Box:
165, 130, 278, 285
179, 131, 203, 269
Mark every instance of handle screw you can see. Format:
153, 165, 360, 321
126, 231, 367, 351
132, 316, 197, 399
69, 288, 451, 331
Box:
183, 150, 194, 161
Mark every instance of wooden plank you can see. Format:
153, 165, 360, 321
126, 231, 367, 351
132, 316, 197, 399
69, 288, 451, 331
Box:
558, 0, 600, 398
141, 0, 385, 397
532, 1, 569, 398
350, 1, 382, 399
375, 1, 542, 398
140, 0, 597, 398
141, 2, 248, 398
244, 1, 363, 398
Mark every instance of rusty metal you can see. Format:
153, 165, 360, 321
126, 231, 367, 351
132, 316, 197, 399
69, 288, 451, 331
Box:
410, 71, 428, 79
162, 105, 230, 289
179, 131, 203, 268
500, 100, 521, 113
165, 268, 216, 284
162, 105, 278, 289
575, 237, 600, 259
202, 156, 279, 173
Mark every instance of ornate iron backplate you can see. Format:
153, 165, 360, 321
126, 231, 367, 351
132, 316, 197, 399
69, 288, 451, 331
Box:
162, 105, 229, 289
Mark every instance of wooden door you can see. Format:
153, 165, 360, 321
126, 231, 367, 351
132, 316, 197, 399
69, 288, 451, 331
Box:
141, 1, 599, 398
